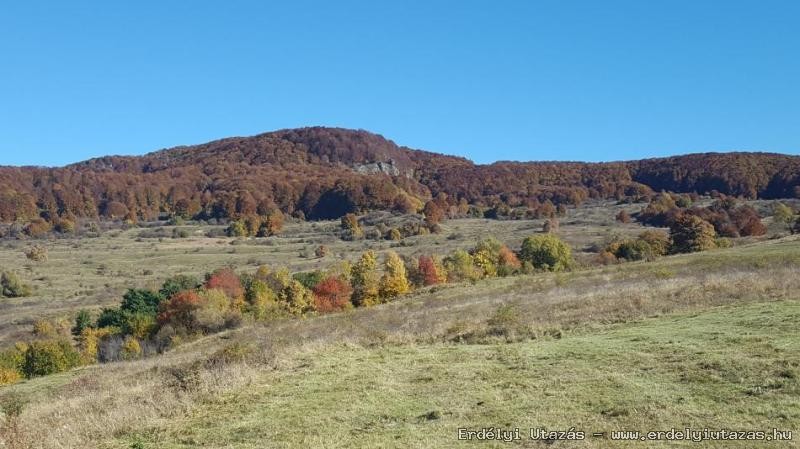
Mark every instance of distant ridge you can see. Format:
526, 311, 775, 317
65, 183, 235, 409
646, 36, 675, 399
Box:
0, 127, 798, 223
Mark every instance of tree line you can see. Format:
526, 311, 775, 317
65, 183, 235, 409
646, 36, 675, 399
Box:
1, 128, 798, 234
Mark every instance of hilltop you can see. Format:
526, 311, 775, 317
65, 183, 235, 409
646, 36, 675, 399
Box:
0, 127, 798, 224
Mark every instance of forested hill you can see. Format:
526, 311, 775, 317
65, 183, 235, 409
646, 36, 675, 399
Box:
0, 127, 798, 224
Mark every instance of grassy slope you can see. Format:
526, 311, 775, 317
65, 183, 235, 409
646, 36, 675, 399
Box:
115, 300, 800, 448
4, 235, 799, 449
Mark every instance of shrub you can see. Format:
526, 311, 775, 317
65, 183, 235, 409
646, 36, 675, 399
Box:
78, 327, 114, 363
417, 256, 445, 286
0, 367, 21, 385
350, 251, 380, 307
293, 270, 325, 290
124, 313, 157, 339
312, 276, 353, 313
22, 339, 81, 378
96, 307, 128, 328
157, 290, 204, 332
120, 336, 142, 360
195, 289, 239, 332
471, 238, 504, 278
23, 218, 51, 238
670, 215, 717, 253
772, 202, 795, 231
0, 392, 27, 448
443, 250, 479, 282
487, 304, 522, 337
314, 245, 328, 258
0, 345, 25, 385
226, 220, 247, 237
519, 234, 573, 271
379, 251, 411, 300
716, 237, 733, 248
263, 266, 292, 295
594, 251, 618, 265
637, 230, 670, 256
32, 319, 57, 337
423, 200, 444, 228
616, 210, 631, 223
497, 246, 521, 276
120, 288, 164, 316
159, 275, 200, 300
542, 218, 559, 233
205, 268, 244, 302
614, 239, 654, 261
244, 279, 279, 320
24, 245, 48, 262
282, 280, 314, 315
258, 211, 284, 237
738, 215, 767, 237
72, 309, 93, 336
388, 228, 402, 241
340, 213, 363, 240
0, 272, 31, 298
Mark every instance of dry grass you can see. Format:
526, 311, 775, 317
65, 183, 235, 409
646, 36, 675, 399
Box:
0, 202, 652, 346
0, 235, 797, 448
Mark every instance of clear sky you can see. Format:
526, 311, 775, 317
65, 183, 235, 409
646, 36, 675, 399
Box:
1, 0, 798, 167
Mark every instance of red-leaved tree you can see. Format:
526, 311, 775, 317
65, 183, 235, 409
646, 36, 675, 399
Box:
417, 255, 442, 286
312, 276, 353, 313
157, 290, 203, 330
205, 268, 244, 301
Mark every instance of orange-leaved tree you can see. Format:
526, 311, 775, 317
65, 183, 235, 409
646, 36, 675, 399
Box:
312, 276, 353, 313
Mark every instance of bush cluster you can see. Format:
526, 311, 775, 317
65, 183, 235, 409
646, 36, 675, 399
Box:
1, 233, 575, 385
603, 230, 671, 262
638, 194, 766, 238
226, 211, 284, 237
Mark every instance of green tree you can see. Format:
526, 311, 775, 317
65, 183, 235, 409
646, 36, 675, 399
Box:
120, 289, 164, 316
96, 308, 127, 329
519, 234, 573, 271
72, 309, 93, 336
159, 274, 200, 299
292, 270, 325, 290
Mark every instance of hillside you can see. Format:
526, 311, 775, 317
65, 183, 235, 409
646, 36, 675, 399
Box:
0, 127, 798, 224
4, 235, 799, 448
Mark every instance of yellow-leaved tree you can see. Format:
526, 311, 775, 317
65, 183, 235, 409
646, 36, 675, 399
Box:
350, 250, 380, 307
379, 251, 410, 300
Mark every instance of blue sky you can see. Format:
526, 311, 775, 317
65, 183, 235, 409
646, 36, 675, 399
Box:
1, 1, 798, 166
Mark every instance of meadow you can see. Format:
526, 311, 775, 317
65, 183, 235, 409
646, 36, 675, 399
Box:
0, 200, 797, 448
